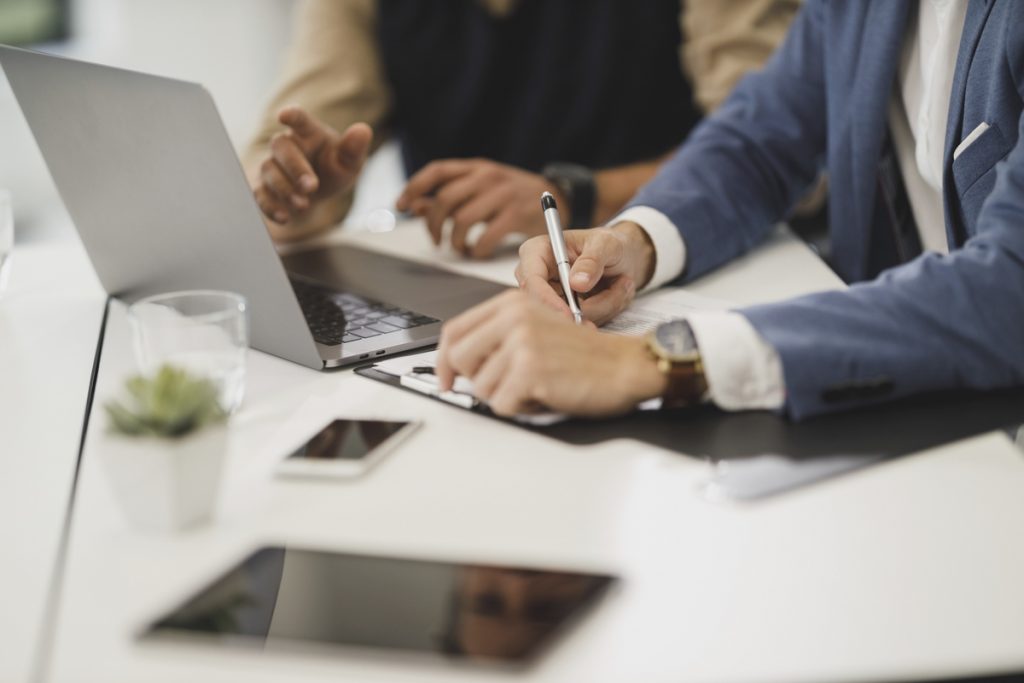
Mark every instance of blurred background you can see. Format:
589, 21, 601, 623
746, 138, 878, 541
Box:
0, 0, 401, 243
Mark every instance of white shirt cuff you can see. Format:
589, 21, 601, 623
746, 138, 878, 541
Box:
609, 206, 686, 293
686, 311, 786, 411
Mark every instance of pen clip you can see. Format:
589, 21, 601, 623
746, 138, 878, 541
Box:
541, 192, 584, 325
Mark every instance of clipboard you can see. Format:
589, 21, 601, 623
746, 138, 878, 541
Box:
356, 361, 1024, 500
354, 364, 568, 426
356, 364, 486, 413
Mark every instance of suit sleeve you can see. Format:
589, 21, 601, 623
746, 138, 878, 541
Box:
626, 0, 827, 282
742, 105, 1024, 419
241, 0, 392, 237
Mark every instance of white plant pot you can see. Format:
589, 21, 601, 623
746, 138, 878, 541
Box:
99, 425, 228, 533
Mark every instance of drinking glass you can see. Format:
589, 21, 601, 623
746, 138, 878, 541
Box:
129, 290, 249, 413
0, 190, 13, 296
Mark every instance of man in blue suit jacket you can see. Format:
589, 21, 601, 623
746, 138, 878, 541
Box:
434, 0, 1024, 420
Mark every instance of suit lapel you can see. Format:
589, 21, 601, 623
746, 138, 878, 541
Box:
840, 1, 913, 276
942, 0, 995, 246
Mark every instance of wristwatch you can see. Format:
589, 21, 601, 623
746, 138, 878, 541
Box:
645, 320, 708, 408
542, 162, 596, 229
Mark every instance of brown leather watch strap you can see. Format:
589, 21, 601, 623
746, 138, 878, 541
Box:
657, 356, 708, 408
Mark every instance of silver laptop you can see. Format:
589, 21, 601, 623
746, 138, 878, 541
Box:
0, 45, 506, 369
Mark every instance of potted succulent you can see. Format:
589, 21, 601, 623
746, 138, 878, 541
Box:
101, 365, 229, 533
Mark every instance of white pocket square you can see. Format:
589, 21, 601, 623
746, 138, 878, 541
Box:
953, 121, 991, 160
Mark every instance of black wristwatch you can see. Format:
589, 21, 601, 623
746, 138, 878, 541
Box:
542, 162, 597, 229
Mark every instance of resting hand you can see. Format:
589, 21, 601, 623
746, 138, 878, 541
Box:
253, 106, 372, 226
395, 159, 566, 259
435, 290, 666, 417
514, 221, 655, 326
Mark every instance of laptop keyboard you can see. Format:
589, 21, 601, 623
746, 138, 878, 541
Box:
290, 278, 439, 347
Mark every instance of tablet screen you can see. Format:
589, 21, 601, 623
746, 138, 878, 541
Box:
143, 546, 615, 666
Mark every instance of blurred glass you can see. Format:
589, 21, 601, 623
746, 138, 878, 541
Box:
129, 291, 249, 413
0, 190, 12, 297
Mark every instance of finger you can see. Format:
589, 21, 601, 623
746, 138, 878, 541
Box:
436, 292, 517, 389
452, 182, 515, 255
255, 186, 291, 224
515, 235, 578, 315
515, 236, 557, 285
320, 122, 373, 188
270, 133, 318, 194
278, 106, 329, 155
408, 198, 444, 246
470, 342, 513, 401
469, 208, 518, 260
260, 161, 307, 211
567, 231, 623, 294
335, 122, 373, 169
443, 311, 513, 386
520, 274, 574, 317
426, 173, 486, 250
580, 276, 636, 326
409, 197, 433, 218
450, 184, 508, 254
487, 360, 537, 416
396, 159, 476, 212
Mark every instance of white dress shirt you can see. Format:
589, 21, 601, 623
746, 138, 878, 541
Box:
615, 0, 967, 411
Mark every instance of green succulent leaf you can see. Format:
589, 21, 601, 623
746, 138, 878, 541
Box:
104, 365, 227, 439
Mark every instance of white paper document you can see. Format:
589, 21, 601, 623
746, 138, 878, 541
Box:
370, 288, 727, 422
603, 288, 731, 336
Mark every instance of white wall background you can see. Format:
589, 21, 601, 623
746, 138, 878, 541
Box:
0, 0, 402, 241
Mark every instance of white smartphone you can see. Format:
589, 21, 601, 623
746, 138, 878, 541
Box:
275, 419, 421, 479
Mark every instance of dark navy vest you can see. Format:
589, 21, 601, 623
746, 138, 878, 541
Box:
378, 0, 698, 176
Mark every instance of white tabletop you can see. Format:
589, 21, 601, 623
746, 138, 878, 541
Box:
0, 228, 106, 683
38, 223, 1024, 682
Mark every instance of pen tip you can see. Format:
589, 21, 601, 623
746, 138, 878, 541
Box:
541, 192, 557, 211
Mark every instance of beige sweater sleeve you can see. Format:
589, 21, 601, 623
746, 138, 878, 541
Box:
682, 0, 802, 113
242, 0, 392, 236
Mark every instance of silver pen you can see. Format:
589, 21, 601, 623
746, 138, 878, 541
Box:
540, 192, 583, 324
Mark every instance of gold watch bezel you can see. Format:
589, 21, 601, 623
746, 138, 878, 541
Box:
645, 329, 701, 365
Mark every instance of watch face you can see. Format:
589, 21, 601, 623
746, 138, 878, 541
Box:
653, 320, 699, 360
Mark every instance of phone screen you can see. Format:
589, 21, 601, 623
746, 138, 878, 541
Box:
286, 419, 411, 462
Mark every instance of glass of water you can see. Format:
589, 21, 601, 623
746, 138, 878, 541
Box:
0, 190, 13, 296
128, 290, 249, 413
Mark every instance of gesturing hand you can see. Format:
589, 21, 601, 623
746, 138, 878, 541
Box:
253, 106, 372, 227
514, 222, 656, 326
396, 159, 567, 260
435, 290, 666, 417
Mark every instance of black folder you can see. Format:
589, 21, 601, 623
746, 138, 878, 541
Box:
356, 364, 1024, 500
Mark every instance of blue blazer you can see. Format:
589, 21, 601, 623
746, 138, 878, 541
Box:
628, 0, 1024, 419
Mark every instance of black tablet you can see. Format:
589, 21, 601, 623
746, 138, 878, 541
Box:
142, 546, 616, 667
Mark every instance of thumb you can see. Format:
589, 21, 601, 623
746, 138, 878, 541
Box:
567, 231, 620, 293
335, 122, 373, 169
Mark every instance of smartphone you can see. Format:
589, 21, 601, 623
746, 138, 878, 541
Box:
275, 419, 421, 479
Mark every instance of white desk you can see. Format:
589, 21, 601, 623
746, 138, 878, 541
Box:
0, 228, 106, 683
41, 224, 1024, 682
